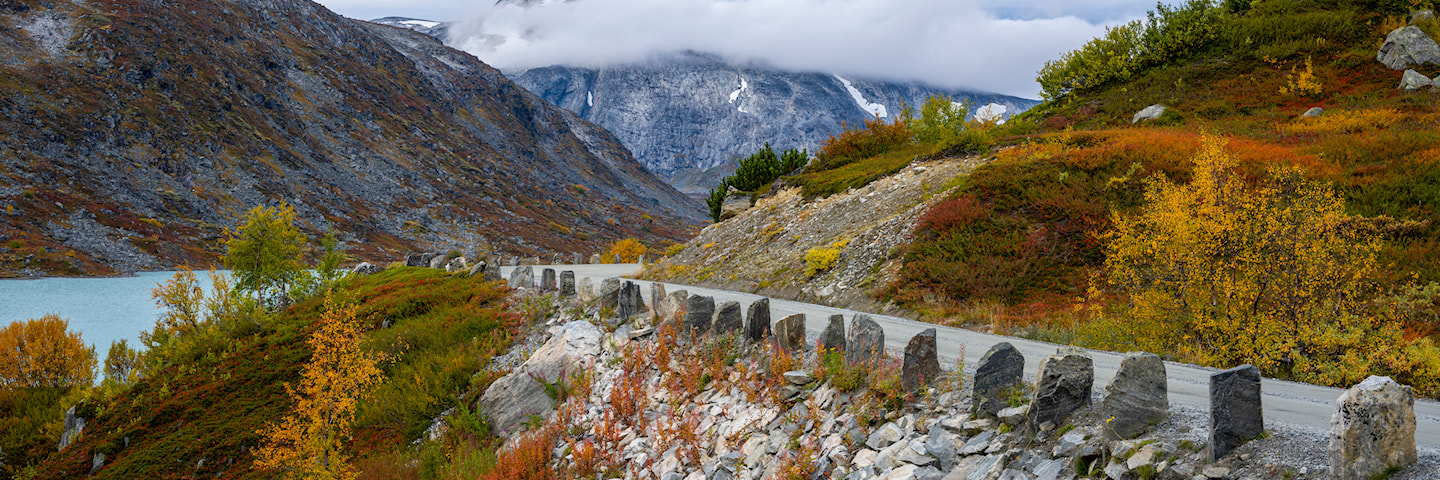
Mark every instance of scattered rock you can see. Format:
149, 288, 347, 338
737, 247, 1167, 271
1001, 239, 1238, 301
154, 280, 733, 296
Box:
821, 314, 846, 353
1301, 106, 1324, 118
405, 252, 436, 267
445, 256, 467, 273
1131, 104, 1167, 124
1377, 26, 1440, 69
972, 343, 1025, 418
712, 300, 743, 334
902, 328, 940, 394
1099, 351, 1168, 440
845, 314, 884, 366
1329, 376, 1417, 480
745, 298, 772, 343
867, 422, 905, 450
775, 313, 806, 353
684, 295, 716, 338
1399, 68, 1434, 92
429, 254, 449, 269
997, 405, 1028, 426
783, 370, 815, 385
480, 321, 602, 437
1209, 364, 1263, 461
1028, 347, 1093, 431
351, 262, 383, 275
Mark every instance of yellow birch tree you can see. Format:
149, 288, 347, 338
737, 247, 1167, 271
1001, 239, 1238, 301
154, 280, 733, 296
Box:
253, 294, 389, 479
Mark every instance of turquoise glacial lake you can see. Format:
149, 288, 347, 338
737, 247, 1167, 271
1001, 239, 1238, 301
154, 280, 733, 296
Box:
0, 271, 223, 355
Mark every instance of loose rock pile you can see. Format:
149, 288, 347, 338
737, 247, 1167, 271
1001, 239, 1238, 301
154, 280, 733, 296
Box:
458, 284, 1428, 480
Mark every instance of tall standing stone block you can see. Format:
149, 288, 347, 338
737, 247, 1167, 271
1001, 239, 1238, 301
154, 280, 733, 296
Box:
1209, 364, 1263, 461
649, 283, 668, 323
820, 315, 846, 353
484, 261, 502, 282
578, 277, 595, 303
1330, 376, 1417, 480
774, 314, 806, 353
744, 298, 771, 343
599, 278, 621, 311
618, 281, 647, 319
902, 328, 940, 395
508, 266, 534, 289
589, 253, 601, 265
1099, 352, 1168, 439
971, 343, 1024, 418
541, 268, 557, 291
1027, 347, 1093, 431
845, 314, 884, 366
559, 271, 576, 298
684, 295, 716, 338
657, 290, 688, 326
712, 301, 742, 334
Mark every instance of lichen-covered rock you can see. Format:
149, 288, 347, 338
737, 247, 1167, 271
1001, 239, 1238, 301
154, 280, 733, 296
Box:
820, 314, 846, 353
559, 271, 576, 297
1329, 376, 1417, 480
1099, 352, 1168, 439
351, 262, 383, 275
774, 313, 806, 353
599, 278, 621, 311
1378, 25, 1440, 69
902, 328, 939, 394
1209, 364, 1263, 461
1131, 104, 1166, 123
845, 314, 883, 366
971, 342, 1024, 418
1028, 347, 1093, 431
540, 268, 556, 290
480, 321, 601, 437
1399, 69, 1434, 92
712, 300, 742, 334
508, 265, 534, 289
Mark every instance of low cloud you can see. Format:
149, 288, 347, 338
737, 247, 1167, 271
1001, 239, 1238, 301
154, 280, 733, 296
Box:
442, 0, 1154, 98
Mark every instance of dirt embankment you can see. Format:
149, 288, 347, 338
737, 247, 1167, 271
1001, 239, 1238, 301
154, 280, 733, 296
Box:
645, 155, 990, 315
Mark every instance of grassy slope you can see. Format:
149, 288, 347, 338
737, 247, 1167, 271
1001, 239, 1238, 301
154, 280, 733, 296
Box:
890, 3, 1440, 323
32, 268, 518, 479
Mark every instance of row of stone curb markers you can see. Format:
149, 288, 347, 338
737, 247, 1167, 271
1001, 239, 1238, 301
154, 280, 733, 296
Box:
377, 260, 1423, 479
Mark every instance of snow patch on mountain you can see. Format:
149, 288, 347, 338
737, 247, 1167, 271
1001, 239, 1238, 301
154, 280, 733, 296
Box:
587, 91, 594, 107
728, 77, 747, 103
975, 102, 1008, 124
835, 74, 886, 118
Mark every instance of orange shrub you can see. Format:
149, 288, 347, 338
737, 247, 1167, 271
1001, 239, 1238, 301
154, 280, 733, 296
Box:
0, 315, 95, 388
813, 116, 914, 171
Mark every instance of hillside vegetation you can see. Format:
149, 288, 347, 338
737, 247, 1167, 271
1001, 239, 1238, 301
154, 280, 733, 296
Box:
654, 0, 1440, 396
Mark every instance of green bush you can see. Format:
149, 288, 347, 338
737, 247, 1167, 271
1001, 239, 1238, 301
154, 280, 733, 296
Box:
706, 143, 809, 222
1038, 0, 1223, 100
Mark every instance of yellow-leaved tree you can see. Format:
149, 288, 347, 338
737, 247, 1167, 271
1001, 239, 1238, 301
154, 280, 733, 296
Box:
605, 238, 647, 263
253, 295, 390, 479
1098, 134, 1440, 393
0, 315, 96, 388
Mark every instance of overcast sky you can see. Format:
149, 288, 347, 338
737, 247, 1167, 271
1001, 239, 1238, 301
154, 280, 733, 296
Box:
315, 0, 1172, 99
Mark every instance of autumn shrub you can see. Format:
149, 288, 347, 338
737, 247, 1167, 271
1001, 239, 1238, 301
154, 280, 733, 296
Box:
812, 116, 914, 171
813, 346, 865, 392
1284, 108, 1401, 136
0, 386, 70, 478
793, 143, 936, 198
803, 239, 848, 277
603, 237, 647, 263
1090, 134, 1440, 394
0, 315, 95, 388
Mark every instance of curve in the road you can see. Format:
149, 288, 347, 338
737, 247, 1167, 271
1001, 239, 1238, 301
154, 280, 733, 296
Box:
501, 264, 1440, 451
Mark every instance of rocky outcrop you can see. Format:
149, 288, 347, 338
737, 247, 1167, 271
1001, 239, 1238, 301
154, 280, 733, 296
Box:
480, 320, 602, 436
351, 262, 383, 275
1132, 104, 1167, 123
1378, 26, 1440, 70
1400, 69, 1434, 92
1099, 352, 1168, 440
1330, 376, 1417, 480
1209, 364, 1263, 461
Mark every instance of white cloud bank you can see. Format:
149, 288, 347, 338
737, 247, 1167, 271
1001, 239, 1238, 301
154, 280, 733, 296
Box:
440, 0, 1143, 98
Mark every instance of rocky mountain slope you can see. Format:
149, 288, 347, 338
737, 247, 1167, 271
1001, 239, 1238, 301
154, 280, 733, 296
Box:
370, 18, 1038, 195
644, 154, 991, 315
0, 0, 703, 277
509, 54, 1038, 194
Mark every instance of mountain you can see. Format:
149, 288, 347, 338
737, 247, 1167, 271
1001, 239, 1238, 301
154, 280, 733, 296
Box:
0, 0, 703, 277
369, 17, 1040, 195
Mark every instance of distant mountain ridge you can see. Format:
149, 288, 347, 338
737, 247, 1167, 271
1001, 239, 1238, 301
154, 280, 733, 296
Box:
0, 0, 702, 277
371, 17, 1040, 194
